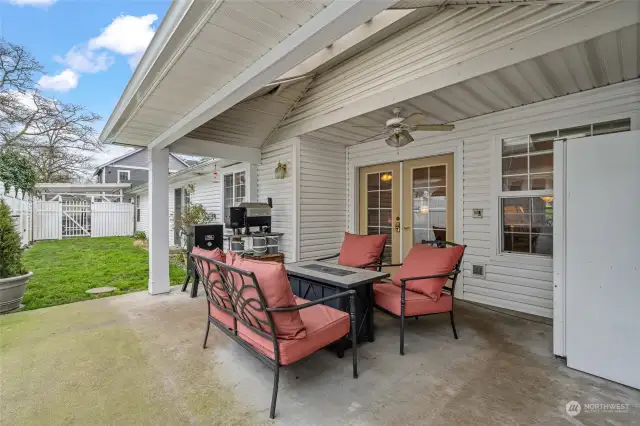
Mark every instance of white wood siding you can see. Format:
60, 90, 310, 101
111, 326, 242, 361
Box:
258, 140, 294, 262
345, 82, 639, 318
299, 138, 347, 260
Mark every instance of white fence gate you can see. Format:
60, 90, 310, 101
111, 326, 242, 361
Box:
91, 202, 134, 237
32, 199, 134, 241
0, 181, 32, 246
33, 200, 61, 240
62, 201, 91, 237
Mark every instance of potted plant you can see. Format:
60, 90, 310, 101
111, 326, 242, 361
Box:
0, 200, 32, 313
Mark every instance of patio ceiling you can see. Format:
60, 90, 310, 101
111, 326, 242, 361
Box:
303, 23, 640, 145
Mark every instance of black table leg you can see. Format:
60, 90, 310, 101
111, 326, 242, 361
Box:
367, 283, 375, 342
190, 274, 199, 298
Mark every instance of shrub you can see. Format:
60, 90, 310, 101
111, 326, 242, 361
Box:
133, 231, 147, 240
0, 201, 26, 278
174, 204, 216, 251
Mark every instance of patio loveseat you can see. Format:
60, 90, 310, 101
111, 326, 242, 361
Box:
191, 248, 358, 419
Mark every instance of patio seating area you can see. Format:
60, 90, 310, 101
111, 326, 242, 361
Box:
2, 287, 638, 425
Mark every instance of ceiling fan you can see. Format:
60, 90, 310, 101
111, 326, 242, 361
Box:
354, 107, 454, 148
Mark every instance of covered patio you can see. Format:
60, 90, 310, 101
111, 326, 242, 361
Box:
2, 288, 638, 425
95, 0, 640, 419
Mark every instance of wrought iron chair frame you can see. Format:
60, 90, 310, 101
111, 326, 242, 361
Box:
191, 254, 358, 419
374, 240, 466, 355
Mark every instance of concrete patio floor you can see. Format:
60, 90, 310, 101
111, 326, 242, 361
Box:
1, 288, 638, 425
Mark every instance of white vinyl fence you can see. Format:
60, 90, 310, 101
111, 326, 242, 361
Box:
1, 179, 135, 242
0, 181, 31, 246
33, 200, 134, 240
91, 202, 134, 237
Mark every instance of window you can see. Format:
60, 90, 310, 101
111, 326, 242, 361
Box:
498, 118, 630, 257
136, 195, 141, 222
117, 170, 130, 183
223, 171, 246, 225
184, 186, 192, 207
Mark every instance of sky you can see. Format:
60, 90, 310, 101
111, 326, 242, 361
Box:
0, 0, 171, 166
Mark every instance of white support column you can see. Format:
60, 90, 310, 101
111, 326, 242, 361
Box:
148, 147, 171, 295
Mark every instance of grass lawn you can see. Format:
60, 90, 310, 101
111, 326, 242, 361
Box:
21, 237, 186, 311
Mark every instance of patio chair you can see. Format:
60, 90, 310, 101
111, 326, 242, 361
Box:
373, 240, 466, 355
317, 232, 387, 270
191, 250, 358, 420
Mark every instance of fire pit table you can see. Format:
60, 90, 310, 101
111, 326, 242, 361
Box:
285, 261, 389, 344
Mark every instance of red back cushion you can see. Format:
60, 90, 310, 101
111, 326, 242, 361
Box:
392, 245, 464, 301
192, 247, 229, 308
224, 250, 237, 265
338, 233, 387, 269
230, 258, 306, 340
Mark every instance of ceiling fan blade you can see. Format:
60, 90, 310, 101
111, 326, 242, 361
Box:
412, 124, 455, 132
356, 131, 389, 144
401, 112, 429, 126
350, 125, 385, 129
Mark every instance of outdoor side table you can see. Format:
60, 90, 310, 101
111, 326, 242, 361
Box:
285, 261, 389, 343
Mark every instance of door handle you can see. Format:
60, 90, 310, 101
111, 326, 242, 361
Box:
403, 225, 410, 230
395, 217, 400, 232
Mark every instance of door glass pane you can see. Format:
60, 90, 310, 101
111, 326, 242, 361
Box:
412, 165, 447, 245
366, 171, 393, 260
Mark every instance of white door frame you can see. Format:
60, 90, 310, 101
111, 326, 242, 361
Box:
347, 140, 464, 298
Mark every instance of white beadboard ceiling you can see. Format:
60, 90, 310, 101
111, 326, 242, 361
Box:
108, 0, 331, 146
303, 23, 639, 145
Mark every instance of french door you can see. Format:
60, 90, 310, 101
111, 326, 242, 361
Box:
359, 154, 454, 263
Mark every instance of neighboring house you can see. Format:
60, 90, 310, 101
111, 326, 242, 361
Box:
93, 148, 189, 186
100, 1, 640, 388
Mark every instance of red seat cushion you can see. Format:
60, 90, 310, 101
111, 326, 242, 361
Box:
230, 258, 306, 340
237, 297, 350, 365
374, 283, 453, 316
338, 232, 387, 269
392, 245, 464, 301
192, 247, 230, 308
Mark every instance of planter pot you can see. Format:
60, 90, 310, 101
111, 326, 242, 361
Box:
0, 272, 33, 314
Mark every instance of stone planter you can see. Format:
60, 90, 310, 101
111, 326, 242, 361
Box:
0, 272, 32, 313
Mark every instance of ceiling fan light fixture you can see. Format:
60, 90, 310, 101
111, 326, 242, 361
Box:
385, 130, 414, 148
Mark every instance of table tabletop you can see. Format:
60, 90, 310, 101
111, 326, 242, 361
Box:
285, 260, 389, 289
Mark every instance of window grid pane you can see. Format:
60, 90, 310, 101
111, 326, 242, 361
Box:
501, 197, 553, 256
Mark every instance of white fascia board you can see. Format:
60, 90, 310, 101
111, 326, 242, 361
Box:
169, 137, 261, 164
272, 0, 640, 141
148, 0, 397, 151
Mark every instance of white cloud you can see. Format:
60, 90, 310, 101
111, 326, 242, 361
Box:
9, 0, 56, 6
55, 45, 114, 74
37, 69, 79, 92
89, 14, 158, 56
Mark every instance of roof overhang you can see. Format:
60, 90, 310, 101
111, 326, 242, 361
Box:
101, 0, 396, 150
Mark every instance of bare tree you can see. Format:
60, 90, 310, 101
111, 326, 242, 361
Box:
0, 38, 103, 182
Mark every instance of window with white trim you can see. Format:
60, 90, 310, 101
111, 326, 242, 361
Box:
499, 118, 631, 257
184, 186, 192, 207
223, 171, 246, 225
117, 170, 130, 183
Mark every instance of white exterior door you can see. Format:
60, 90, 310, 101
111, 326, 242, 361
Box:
565, 131, 639, 389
